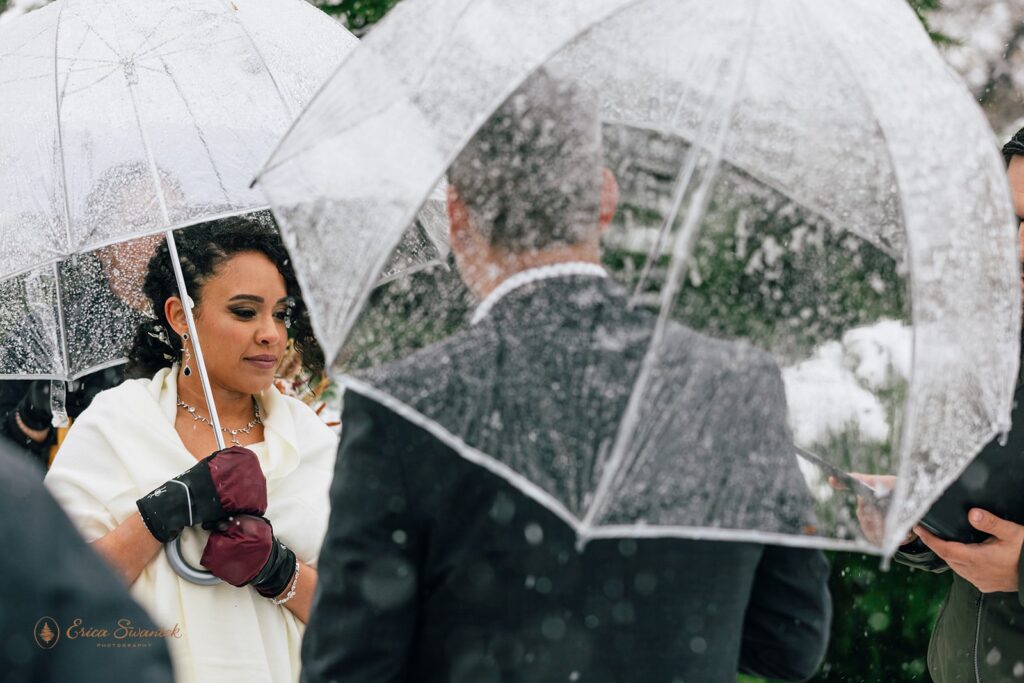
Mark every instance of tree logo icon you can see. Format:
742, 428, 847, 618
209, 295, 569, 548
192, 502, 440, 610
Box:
34, 617, 59, 650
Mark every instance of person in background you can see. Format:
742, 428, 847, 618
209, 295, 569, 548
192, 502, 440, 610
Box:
302, 70, 831, 683
0, 233, 163, 472
0, 436, 174, 683
0, 370, 122, 471
45, 217, 338, 683
852, 127, 1024, 683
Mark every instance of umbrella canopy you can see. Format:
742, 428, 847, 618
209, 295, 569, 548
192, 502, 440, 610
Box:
0, 0, 357, 381
256, 0, 1021, 554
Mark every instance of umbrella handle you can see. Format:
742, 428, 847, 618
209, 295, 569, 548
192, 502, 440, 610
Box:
164, 537, 222, 586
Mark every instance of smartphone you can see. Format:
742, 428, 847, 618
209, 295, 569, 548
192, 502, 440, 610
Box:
794, 446, 890, 501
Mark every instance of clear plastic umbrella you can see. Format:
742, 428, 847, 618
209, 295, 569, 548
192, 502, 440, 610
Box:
0, 0, 356, 581
255, 0, 1021, 555
0, 0, 357, 381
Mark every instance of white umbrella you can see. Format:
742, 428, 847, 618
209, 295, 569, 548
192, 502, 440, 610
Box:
255, 0, 1020, 555
0, 0, 357, 581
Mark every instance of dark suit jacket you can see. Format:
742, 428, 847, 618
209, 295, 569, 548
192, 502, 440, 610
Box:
303, 274, 831, 683
0, 441, 173, 683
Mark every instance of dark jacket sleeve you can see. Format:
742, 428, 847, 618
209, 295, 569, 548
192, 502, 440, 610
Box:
894, 538, 949, 573
0, 443, 173, 683
0, 380, 54, 466
739, 545, 832, 682
301, 391, 423, 683
735, 353, 831, 680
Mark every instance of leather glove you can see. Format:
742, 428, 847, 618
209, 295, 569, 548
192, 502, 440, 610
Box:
202, 514, 297, 598
16, 380, 53, 431
136, 446, 267, 543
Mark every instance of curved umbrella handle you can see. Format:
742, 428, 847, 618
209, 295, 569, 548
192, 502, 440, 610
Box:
164, 537, 222, 586
162, 228, 225, 587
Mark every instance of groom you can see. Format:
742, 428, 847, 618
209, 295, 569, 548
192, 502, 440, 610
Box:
302, 69, 832, 683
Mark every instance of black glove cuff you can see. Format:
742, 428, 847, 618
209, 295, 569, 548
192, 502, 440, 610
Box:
254, 540, 297, 598
136, 459, 225, 543
136, 491, 188, 543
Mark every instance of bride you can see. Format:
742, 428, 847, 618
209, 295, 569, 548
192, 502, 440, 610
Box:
46, 216, 338, 683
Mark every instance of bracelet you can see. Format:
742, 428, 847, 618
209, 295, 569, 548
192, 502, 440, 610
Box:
270, 560, 300, 606
14, 410, 50, 442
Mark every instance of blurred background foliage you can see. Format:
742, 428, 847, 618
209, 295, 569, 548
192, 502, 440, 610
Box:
0, 0, 978, 681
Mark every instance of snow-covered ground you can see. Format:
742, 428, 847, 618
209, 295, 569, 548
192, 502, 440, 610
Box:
782, 319, 912, 448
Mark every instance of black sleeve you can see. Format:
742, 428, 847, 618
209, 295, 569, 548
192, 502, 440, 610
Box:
0, 443, 173, 683
301, 391, 424, 683
894, 538, 949, 573
739, 546, 832, 682
0, 380, 53, 467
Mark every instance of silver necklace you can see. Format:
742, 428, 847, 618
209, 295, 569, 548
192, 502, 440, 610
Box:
176, 398, 262, 446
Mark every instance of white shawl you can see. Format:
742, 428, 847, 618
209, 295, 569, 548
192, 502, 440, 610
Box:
45, 367, 339, 683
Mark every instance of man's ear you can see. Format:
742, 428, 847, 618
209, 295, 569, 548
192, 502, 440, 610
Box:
598, 167, 619, 234
164, 296, 188, 337
447, 184, 473, 250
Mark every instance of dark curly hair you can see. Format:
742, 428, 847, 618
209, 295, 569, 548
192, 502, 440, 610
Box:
1003, 126, 1024, 167
125, 213, 324, 380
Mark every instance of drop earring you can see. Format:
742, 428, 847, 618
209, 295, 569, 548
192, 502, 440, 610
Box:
181, 332, 192, 377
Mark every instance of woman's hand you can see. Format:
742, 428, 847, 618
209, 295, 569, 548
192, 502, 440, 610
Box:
91, 512, 164, 586
828, 473, 915, 546
202, 514, 317, 622
135, 446, 267, 543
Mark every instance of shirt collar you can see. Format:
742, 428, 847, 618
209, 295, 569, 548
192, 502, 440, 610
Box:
470, 262, 608, 325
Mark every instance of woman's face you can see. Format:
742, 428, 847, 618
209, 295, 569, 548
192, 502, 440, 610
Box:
174, 251, 290, 396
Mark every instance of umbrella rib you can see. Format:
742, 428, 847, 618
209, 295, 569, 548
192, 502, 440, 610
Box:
56, 24, 98, 104
1, 51, 58, 62
0, 23, 52, 58
798, 6, 906, 263
255, 0, 482, 180
613, 119, 900, 261
54, 55, 121, 64
584, 0, 765, 532
122, 60, 173, 230
299, 0, 652, 365
122, 6, 178, 61
68, 357, 129, 382
214, 0, 293, 120
144, 43, 232, 203
84, 24, 125, 62
62, 65, 120, 96
60, 63, 118, 74
799, 2, 915, 551
628, 130, 704, 304
130, 5, 214, 61
51, 261, 71, 382
52, 3, 75, 258
341, 376, 584, 530
119, 4, 238, 207
0, 73, 56, 86
133, 63, 171, 75
136, 35, 247, 63
121, 61, 230, 448
626, 16, 743, 300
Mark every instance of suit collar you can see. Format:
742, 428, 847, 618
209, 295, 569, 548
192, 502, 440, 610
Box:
471, 262, 607, 325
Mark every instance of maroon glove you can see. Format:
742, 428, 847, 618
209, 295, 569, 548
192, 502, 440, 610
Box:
202, 515, 297, 597
136, 446, 267, 543
205, 447, 268, 518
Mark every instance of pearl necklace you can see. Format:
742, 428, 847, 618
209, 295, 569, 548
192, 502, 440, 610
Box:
176, 398, 263, 446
